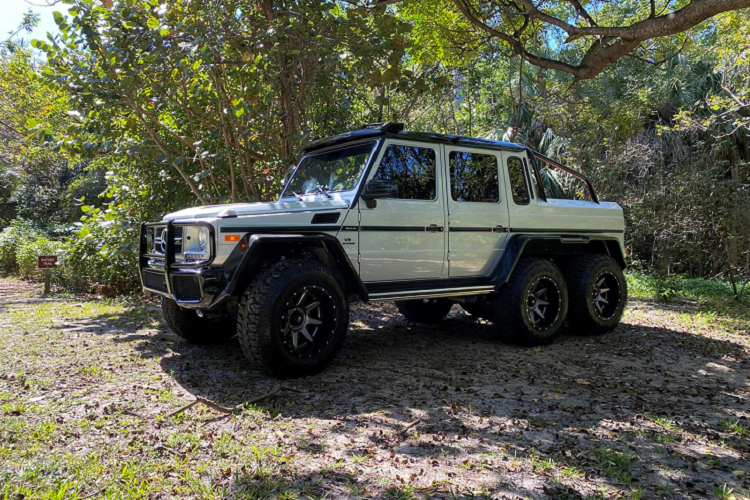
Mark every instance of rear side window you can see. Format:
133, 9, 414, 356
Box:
373, 144, 436, 200
507, 157, 530, 205
449, 151, 500, 203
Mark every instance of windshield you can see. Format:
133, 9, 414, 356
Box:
281, 142, 375, 198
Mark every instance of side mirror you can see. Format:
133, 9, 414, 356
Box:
360, 178, 399, 208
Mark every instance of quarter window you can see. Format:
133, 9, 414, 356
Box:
507, 157, 530, 205
373, 144, 436, 200
449, 151, 499, 203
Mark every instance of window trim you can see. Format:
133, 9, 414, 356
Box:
448, 149, 502, 204
368, 140, 440, 202
280, 139, 378, 199
507, 155, 531, 206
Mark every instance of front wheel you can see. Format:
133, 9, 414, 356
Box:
237, 259, 349, 378
491, 258, 568, 346
565, 255, 627, 336
161, 297, 236, 344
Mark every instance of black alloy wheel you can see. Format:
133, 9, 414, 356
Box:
281, 285, 338, 358
237, 259, 349, 378
526, 277, 562, 331
565, 254, 627, 336
491, 257, 569, 346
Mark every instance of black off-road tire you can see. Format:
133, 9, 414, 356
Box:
491, 258, 568, 346
395, 298, 454, 324
565, 254, 627, 336
161, 297, 236, 344
237, 259, 349, 378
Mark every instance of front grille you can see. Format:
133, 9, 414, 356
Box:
151, 226, 183, 255
143, 271, 168, 293
173, 275, 202, 301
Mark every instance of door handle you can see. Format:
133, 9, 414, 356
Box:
493, 225, 507, 232
426, 224, 444, 232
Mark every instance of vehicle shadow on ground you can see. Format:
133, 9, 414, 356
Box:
119, 303, 750, 498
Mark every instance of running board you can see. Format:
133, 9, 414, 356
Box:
368, 285, 495, 302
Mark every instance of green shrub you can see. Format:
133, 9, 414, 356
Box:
17, 236, 62, 279
56, 204, 141, 293
627, 271, 747, 302
0, 220, 44, 274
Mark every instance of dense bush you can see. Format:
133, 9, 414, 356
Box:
0, 220, 43, 275
56, 204, 142, 294
17, 236, 60, 280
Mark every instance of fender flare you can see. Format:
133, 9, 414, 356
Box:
490, 234, 626, 288
220, 233, 369, 302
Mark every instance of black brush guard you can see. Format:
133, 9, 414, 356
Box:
138, 220, 223, 307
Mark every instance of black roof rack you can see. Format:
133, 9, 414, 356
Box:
303, 125, 526, 153
359, 122, 405, 133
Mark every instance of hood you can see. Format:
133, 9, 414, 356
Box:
163, 198, 350, 220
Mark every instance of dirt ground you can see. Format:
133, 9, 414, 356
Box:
1, 277, 749, 499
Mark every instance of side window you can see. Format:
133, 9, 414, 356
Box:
373, 144, 436, 200
539, 164, 592, 201
449, 151, 500, 203
507, 157, 530, 205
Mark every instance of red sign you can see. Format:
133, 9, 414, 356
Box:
37, 255, 58, 269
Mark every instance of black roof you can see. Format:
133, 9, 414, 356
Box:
303, 122, 527, 153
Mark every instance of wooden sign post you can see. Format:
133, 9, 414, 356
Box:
37, 255, 58, 294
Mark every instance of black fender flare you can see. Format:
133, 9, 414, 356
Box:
219, 233, 368, 302
490, 234, 626, 288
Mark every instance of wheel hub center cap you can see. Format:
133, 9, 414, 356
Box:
289, 308, 305, 329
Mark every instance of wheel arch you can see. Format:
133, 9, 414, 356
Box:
492, 234, 626, 288
222, 233, 368, 302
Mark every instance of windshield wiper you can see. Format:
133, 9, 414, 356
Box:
307, 184, 333, 200
289, 190, 303, 201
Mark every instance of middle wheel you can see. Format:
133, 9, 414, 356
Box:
491, 257, 568, 346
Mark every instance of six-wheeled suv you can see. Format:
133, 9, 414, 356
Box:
139, 123, 627, 378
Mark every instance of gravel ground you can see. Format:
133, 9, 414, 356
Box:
1, 277, 749, 499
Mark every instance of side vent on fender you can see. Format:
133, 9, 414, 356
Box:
311, 212, 341, 224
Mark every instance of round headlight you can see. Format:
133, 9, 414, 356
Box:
198, 227, 208, 251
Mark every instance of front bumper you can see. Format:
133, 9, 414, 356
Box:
139, 221, 227, 309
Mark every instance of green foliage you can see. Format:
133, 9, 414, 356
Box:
0, 2, 747, 296
0, 220, 42, 274
58, 203, 141, 294
627, 271, 748, 302
17, 236, 60, 280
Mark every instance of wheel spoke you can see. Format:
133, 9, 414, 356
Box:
536, 299, 549, 306
307, 317, 322, 326
304, 301, 321, 313
299, 325, 314, 343
296, 289, 309, 306
535, 287, 547, 297
599, 287, 610, 294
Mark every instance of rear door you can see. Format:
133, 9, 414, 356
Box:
357, 140, 447, 282
445, 145, 510, 276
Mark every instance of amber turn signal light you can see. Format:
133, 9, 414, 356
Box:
239, 239, 248, 252
224, 235, 241, 242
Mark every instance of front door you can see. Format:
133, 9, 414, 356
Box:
445, 146, 510, 276
358, 140, 447, 282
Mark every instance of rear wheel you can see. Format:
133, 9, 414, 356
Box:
237, 259, 349, 378
491, 258, 568, 346
395, 298, 453, 324
565, 254, 627, 336
161, 297, 236, 344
